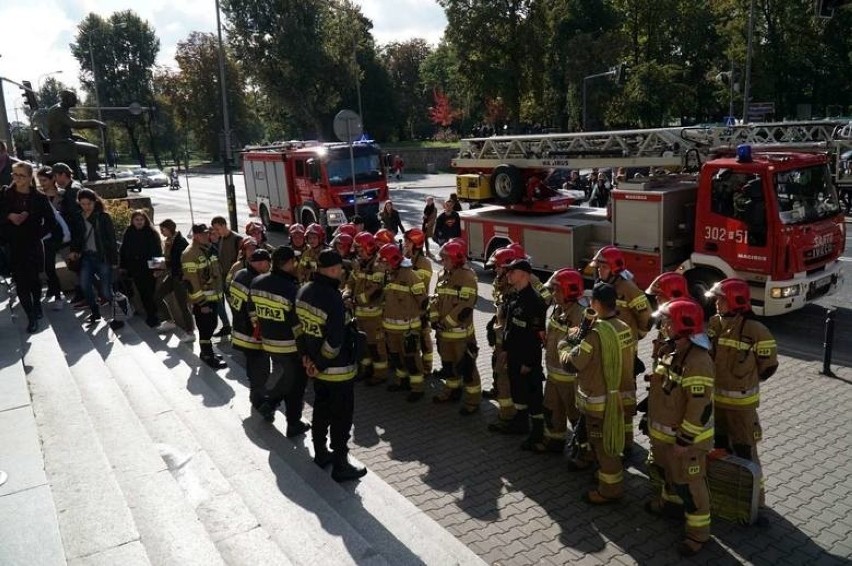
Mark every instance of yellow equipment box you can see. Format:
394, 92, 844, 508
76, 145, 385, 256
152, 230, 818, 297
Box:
456, 174, 493, 200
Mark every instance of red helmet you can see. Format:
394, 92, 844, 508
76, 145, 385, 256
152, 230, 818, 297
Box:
374, 228, 395, 246
332, 233, 354, 256
334, 223, 358, 238
591, 245, 626, 275
240, 237, 258, 254
288, 223, 305, 237
404, 228, 426, 248
440, 240, 467, 268
706, 277, 751, 313
486, 247, 519, 270
246, 220, 265, 236
546, 268, 584, 300
646, 272, 688, 302
354, 231, 378, 256
378, 243, 403, 269
506, 242, 529, 260
306, 222, 325, 243
656, 298, 704, 338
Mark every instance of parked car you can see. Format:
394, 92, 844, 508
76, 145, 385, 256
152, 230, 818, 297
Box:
137, 168, 170, 188
113, 170, 142, 192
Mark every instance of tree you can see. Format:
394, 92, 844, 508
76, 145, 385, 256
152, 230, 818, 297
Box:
31, 77, 76, 132
71, 11, 160, 164
429, 88, 461, 129
380, 39, 433, 140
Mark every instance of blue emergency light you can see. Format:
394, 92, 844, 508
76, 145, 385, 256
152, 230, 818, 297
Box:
736, 144, 753, 163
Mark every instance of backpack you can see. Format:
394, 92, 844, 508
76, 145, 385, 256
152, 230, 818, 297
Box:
110, 291, 134, 327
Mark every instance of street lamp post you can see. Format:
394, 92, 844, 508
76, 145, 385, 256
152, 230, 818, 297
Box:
215, 0, 238, 231
742, 0, 756, 123
582, 68, 618, 130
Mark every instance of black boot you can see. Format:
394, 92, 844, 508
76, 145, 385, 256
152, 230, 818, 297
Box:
331, 452, 367, 482
34, 302, 44, 320
489, 409, 530, 435
286, 420, 311, 438
201, 350, 227, 369
213, 325, 231, 338
387, 378, 410, 392
520, 417, 545, 451
313, 446, 334, 468
26, 315, 38, 334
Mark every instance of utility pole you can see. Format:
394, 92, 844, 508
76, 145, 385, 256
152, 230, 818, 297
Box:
215, 0, 238, 231
742, 0, 756, 123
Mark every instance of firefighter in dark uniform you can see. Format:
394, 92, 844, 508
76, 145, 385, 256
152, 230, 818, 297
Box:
249, 246, 311, 437
182, 223, 226, 369
296, 250, 367, 482
491, 258, 548, 449
560, 282, 634, 505
229, 248, 271, 408
705, 278, 777, 509
647, 299, 715, 557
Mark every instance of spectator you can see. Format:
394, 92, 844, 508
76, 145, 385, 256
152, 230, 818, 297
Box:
76, 189, 117, 325
393, 154, 405, 180
154, 219, 195, 341
0, 141, 12, 188
211, 216, 243, 337
433, 199, 462, 246
53, 162, 86, 304
448, 192, 463, 212
119, 210, 163, 327
0, 161, 58, 332
379, 200, 405, 235
422, 196, 437, 256
36, 167, 69, 310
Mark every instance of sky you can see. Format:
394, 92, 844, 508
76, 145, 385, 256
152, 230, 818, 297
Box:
0, 0, 447, 126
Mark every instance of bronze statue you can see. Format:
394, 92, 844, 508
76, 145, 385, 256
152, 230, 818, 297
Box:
46, 90, 105, 181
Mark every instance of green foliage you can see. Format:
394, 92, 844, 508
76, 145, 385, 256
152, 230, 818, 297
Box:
380, 39, 434, 140
104, 199, 134, 242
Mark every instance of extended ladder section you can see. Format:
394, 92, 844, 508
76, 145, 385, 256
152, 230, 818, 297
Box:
454, 120, 852, 173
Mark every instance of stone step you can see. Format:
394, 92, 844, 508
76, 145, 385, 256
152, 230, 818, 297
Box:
129, 318, 484, 566
0, 293, 66, 566
113, 317, 383, 565
16, 302, 149, 565
44, 307, 224, 566
75, 312, 293, 566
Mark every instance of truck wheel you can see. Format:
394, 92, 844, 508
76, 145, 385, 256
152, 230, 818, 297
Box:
686, 268, 724, 318
259, 205, 272, 229
491, 165, 524, 205
485, 238, 512, 265
299, 204, 318, 226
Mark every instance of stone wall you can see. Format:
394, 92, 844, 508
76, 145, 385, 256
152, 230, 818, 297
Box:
383, 147, 459, 173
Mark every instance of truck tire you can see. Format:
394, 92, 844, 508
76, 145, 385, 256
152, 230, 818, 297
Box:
299, 204, 319, 226
686, 268, 725, 319
491, 165, 524, 205
485, 238, 512, 266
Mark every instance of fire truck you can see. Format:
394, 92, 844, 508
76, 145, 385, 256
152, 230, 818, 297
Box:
242, 140, 389, 232
453, 121, 852, 316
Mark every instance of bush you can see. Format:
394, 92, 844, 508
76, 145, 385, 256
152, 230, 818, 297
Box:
433, 128, 460, 143
104, 199, 134, 242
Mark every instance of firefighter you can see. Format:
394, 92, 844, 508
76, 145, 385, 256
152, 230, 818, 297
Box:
497, 258, 548, 449
346, 231, 388, 385
535, 268, 586, 453
288, 223, 307, 254
377, 243, 428, 401
229, 248, 271, 409
333, 223, 358, 239
182, 223, 226, 369
245, 220, 274, 252
590, 245, 649, 449
485, 246, 523, 430
297, 222, 327, 283
331, 232, 356, 287
705, 278, 777, 508
296, 250, 367, 482
403, 228, 435, 376
560, 282, 634, 504
430, 239, 482, 415
504, 242, 552, 304
374, 228, 396, 247
249, 246, 310, 436
646, 299, 714, 557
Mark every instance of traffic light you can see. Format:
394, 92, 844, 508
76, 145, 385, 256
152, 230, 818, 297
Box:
20, 81, 38, 112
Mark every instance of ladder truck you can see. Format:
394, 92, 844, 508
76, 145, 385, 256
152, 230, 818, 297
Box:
454, 121, 852, 316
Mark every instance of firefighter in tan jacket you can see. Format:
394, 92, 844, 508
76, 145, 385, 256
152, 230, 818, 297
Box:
377, 243, 428, 402
560, 282, 634, 505
403, 228, 434, 375
647, 299, 715, 557
536, 268, 586, 453
297, 222, 327, 283
591, 245, 650, 448
430, 239, 481, 415
345, 231, 388, 384
182, 223, 226, 369
705, 278, 777, 507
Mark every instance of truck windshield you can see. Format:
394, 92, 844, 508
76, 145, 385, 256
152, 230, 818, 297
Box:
775, 165, 841, 225
326, 152, 383, 186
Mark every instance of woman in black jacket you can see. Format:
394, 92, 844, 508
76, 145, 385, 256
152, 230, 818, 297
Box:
0, 161, 58, 332
76, 189, 118, 324
120, 210, 163, 326
379, 200, 405, 235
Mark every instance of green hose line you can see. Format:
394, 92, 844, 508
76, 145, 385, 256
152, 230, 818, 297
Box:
596, 320, 625, 457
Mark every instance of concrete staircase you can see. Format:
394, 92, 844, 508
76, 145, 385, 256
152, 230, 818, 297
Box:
0, 288, 484, 566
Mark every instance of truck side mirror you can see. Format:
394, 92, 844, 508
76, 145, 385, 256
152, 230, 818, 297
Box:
307, 159, 321, 183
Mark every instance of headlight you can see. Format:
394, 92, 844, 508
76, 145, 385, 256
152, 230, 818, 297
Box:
326, 209, 346, 226
770, 285, 800, 299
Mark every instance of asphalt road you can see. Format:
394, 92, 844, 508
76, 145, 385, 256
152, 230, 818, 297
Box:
148, 170, 852, 369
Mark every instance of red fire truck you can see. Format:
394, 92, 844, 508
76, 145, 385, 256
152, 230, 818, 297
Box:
453, 122, 852, 315
242, 140, 389, 232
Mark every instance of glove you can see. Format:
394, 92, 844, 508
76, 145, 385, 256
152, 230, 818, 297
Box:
485, 317, 496, 347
